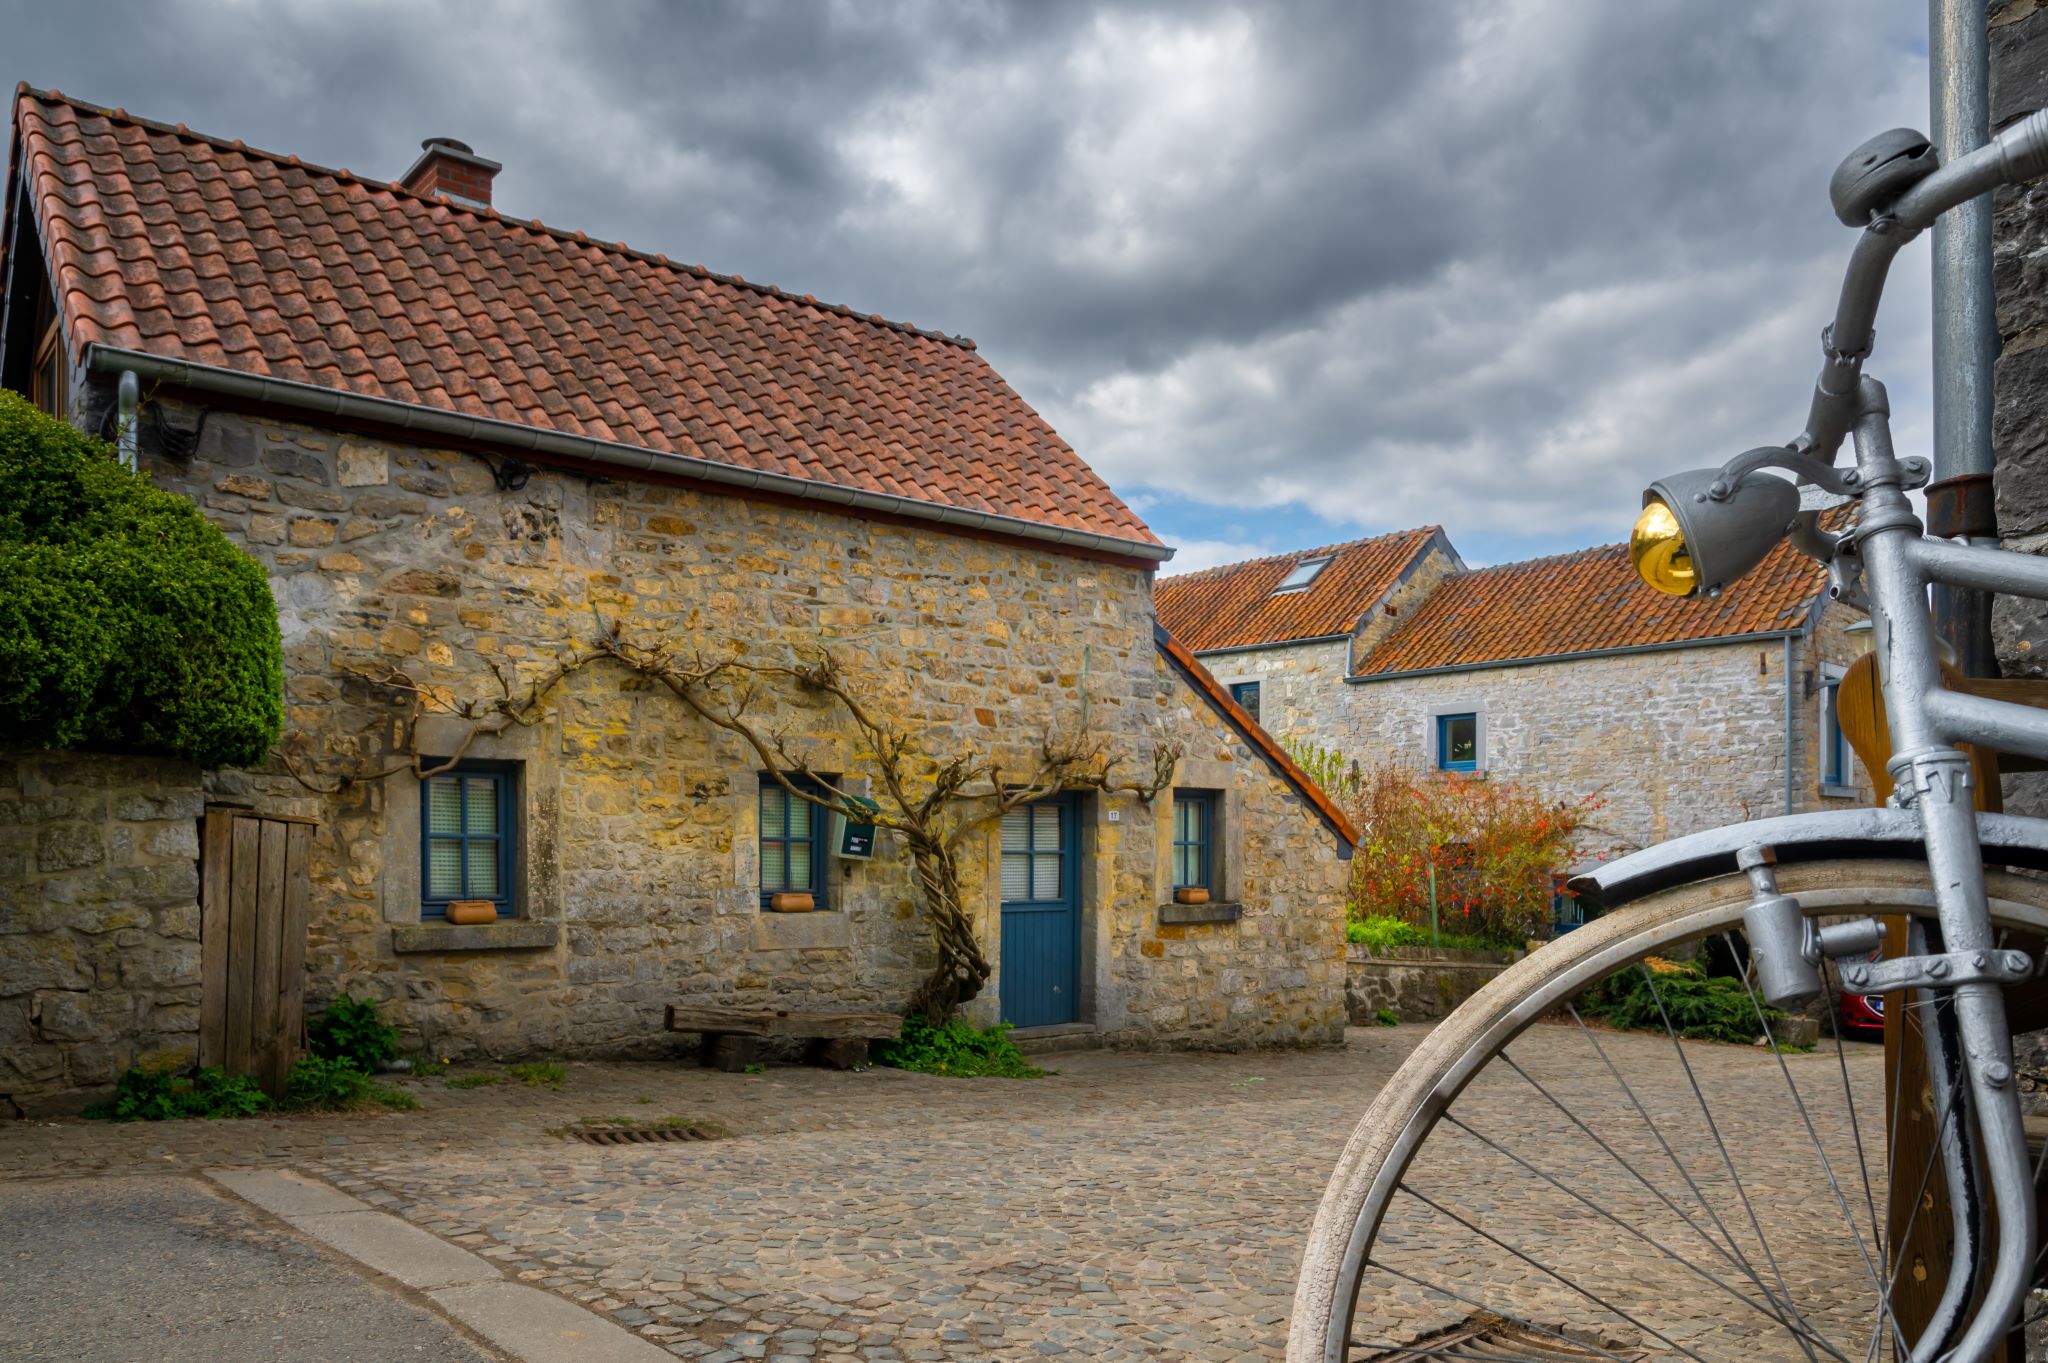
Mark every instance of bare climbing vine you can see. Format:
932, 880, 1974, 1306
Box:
279, 617, 1179, 1021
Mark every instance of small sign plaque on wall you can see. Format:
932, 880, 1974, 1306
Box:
835, 795, 879, 860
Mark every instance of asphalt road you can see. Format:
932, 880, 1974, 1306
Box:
0, 1175, 505, 1363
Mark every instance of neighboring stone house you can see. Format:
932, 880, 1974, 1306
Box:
1157, 527, 1873, 856
0, 89, 1355, 1113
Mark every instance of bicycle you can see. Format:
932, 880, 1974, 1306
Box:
1290, 109, 2048, 1363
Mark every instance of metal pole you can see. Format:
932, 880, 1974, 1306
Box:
1927, 0, 2000, 678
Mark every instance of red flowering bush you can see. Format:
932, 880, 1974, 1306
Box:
1342, 761, 1605, 947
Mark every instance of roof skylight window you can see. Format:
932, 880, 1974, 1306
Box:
1273, 555, 1333, 594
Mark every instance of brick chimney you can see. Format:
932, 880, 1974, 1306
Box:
399, 136, 501, 208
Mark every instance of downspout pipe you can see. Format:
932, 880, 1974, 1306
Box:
1928, 0, 2000, 678
1784, 634, 1798, 816
115, 369, 138, 472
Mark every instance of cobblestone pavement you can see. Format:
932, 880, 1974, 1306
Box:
0, 1026, 1897, 1362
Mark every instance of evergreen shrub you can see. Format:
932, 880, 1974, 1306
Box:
0, 390, 282, 767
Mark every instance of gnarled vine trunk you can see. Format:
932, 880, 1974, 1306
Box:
904, 835, 990, 1021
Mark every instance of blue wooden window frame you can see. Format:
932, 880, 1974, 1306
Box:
420, 761, 518, 919
1172, 791, 1213, 890
759, 775, 831, 909
1000, 799, 1072, 904
1821, 676, 1853, 789
1230, 681, 1261, 722
1437, 713, 1478, 772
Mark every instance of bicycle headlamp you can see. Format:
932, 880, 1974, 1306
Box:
1630, 468, 1799, 599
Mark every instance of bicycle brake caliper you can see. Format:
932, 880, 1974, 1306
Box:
1738, 844, 1886, 1008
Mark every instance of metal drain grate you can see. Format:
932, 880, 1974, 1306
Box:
1352, 1314, 1644, 1363
569, 1124, 725, 1146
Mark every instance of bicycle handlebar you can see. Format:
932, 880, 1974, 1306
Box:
1793, 107, 2048, 476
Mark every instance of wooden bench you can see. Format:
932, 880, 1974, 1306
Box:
664, 1005, 902, 1072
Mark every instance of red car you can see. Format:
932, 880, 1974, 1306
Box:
1837, 975, 1885, 1036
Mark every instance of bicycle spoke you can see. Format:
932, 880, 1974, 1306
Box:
1868, 1042, 1971, 1363
1365, 1260, 1641, 1363
1566, 1003, 1798, 1323
1819, 971, 1885, 1263
1501, 1051, 1769, 1293
1720, 933, 1908, 1362
1440, 1112, 1851, 1363
1628, 967, 1820, 1348
1397, 1183, 1716, 1363
1351, 1334, 1622, 1358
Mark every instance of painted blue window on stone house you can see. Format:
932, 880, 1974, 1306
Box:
1437, 713, 1478, 772
760, 775, 831, 909
1230, 681, 1260, 723
1173, 792, 1213, 890
421, 763, 518, 918
1821, 673, 1854, 790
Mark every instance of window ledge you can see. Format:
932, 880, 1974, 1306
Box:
1159, 901, 1243, 925
391, 921, 558, 954
1819, 784, 1863, 800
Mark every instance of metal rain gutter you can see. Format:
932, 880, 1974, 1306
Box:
85, 345, 1175, 566
1190, 632, 1351, 658
1343, 629, 1805, 684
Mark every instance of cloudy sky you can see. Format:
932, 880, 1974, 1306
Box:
3, 0, 1935, 570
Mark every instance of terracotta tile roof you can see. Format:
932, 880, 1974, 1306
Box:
5, 87, 1158, 551
1351, 535, 1831, 678
1154, 625, 1359, 851
1153, 528, 1447, 652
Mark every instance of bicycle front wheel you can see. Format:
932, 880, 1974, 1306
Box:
1290, 859, 2048, 1363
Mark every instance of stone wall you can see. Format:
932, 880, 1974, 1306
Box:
54, 396, 1349, 1069
1993, 0, 2048, 816
0, 751, 206, 1115
1345, 944, 1519, 1026
1201, 616, 1871, 857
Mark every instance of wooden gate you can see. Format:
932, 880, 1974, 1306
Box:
199, 809, 314, 1095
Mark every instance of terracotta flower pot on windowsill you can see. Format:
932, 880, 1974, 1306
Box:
1174, 887, 1211, 906
769, 893, 816, 913
446, 899, 498, 925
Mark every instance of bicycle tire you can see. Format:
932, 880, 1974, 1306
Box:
1289, 859, 2048, 1363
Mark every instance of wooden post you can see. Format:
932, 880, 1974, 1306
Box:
198, 812, 234, 1069
224, 816, 261, 1078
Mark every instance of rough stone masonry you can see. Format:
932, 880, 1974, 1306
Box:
0, 392, 1352, 1112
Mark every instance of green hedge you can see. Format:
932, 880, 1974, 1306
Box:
0, 390, 282, 768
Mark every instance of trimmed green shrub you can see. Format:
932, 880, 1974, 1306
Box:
306, 993, 402, 1073
872, 1015, 1044, 1078
1584, 956, 1783, 1046
84, 1064, 271, 1121
1346, 914, 1514, 954
0, 389, 282, 768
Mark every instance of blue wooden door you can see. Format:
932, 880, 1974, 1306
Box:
999, 796, 1079, 1027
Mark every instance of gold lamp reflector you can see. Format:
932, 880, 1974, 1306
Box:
1630, 499, 1697, 597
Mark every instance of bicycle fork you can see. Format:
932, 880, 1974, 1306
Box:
1745, 378, 2035, 1363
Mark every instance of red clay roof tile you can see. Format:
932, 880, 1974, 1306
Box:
1153, 528, 1447, 653
1351, 535, 1831, 677
7, 88, 1157, 551
1154, 625, 1359, 850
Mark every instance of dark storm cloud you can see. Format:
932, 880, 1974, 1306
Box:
1, 0, 1933, 567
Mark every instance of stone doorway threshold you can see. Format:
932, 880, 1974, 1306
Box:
1009, 1022, 1102, 1055
208, 1167, 672, 1362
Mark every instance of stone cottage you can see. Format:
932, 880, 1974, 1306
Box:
1156, 525, 1873, 857
0, 89, 1355, 1113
